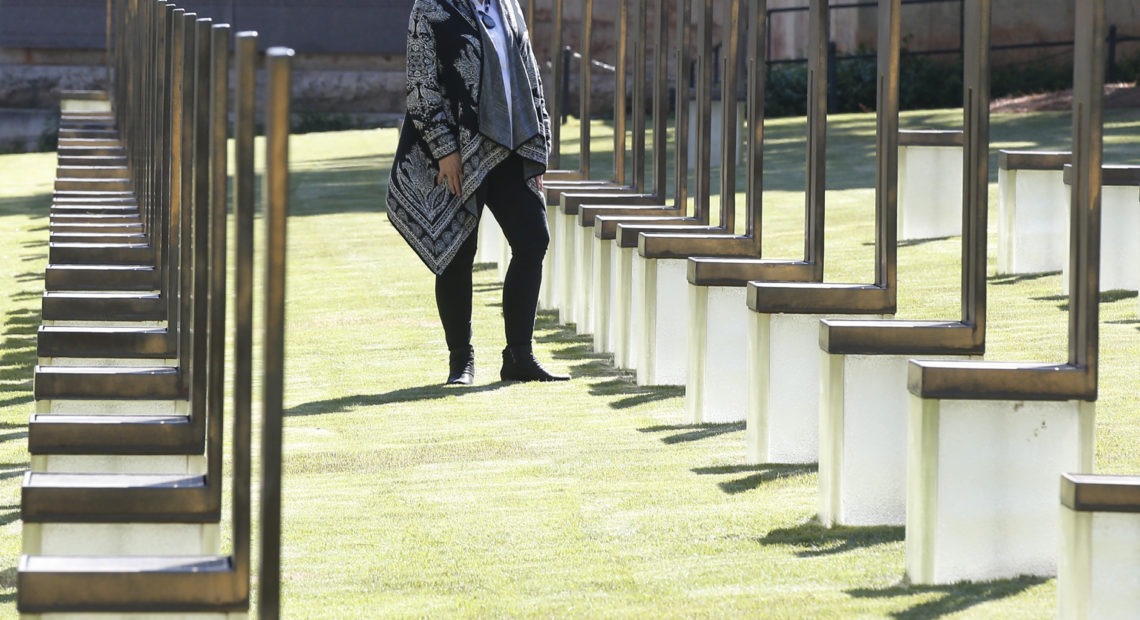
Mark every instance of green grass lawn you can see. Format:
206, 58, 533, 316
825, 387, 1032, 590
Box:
0, 108, 1137, 617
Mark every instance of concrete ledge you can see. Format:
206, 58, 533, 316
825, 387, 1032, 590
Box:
906, 396, 1095, 584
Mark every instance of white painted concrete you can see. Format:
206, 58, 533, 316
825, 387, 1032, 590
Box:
24, 523, 219, 557
905, 397, 1095, 585
571, 220, 594, 335
818, 352, 976, 527
747, 312, 882, 465
1062, 184, 1140, 293
1059, 507, 1140, 619
591, 233, 611, 353
556, 211, 578, 326
625, 247, 646, 372
538, 204, 558, 311
997, 167, 1068, 275
634, 256, 688, 386
686, 285, 748, 423
898, 144, 963, 241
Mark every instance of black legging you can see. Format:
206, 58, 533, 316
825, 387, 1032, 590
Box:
435, 153, 549, 351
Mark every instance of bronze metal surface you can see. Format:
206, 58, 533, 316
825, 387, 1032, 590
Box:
748, 282, 895, 315
41, 290, 165, 322
819, 319, 983, 356
48, 243, 154, 266
1062, 162, 1140, 186
613, 0, 627, 186
580, 0, 593, 178
691, 0, 712, 222
44, 264, 160, 291
33, 364, 182, 400
550, 0, 564, 168
36, 324, 173, 358
260, 45, 293, 620
1061, 473, 1140, 513
616, 222, 723, 247
909, 0, 1103, 401
232, 29, 258, 608
907, 360, 1094, 400
998, 149, 1071, 171
561, 191, 661, 216
594, 214, 698, 239
21, 472, 215, 523
28, 412, 201, 455
687, 256, 815, 287
579, 205, 679, 227
18, 555, 244, 614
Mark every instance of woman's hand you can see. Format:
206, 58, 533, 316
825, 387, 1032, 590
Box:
537, 175, 543, 191
436, 152, 462, 195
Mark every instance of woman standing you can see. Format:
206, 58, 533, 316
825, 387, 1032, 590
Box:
387, 0, 569, 385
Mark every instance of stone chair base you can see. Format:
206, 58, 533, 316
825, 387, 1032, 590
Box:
747, 312, 886, 465
1058, 473, 1140, 619
686, 285, 748, 423
632, 255, 688, 386
905, 397, 1095, 585
819, 352, 977, 527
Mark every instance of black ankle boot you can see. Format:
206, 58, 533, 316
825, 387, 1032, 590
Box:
500, 345, 569, 382
446, 346, 475, 385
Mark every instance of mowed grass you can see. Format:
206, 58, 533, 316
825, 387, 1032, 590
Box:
0, 108, 1136, 617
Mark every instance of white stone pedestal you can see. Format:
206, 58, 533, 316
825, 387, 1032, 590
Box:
612, 244, 637, 369
686, 285, 748, 423
1062, 183, 1140, 293
1058, 474, 1140, 619
819, 352, 976, 527
905, 397, 1095, 585
998, 167, 1068, 275
539, 203, 559, 311
898, 142, 963, 241
571, 220, 595, 335
554, 210, 579, 325
747, 312, 882, 465
591, 233, 612, 353
634, 255, 688, 386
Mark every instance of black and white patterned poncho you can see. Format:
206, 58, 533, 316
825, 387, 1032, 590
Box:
386, 0, 551, 275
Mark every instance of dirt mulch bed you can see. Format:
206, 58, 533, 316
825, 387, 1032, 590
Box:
990, 82, 1140, 113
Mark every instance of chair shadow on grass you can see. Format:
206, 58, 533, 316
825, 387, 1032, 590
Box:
989, 270, 1060, 286
1035, 289, 1137, 311
533, 309, 685, 410
758, 519, 903, 558
691, 463, 815, 494
286, 383, 507, 417
846, 575, 1047, 620
638, 423, 745, 444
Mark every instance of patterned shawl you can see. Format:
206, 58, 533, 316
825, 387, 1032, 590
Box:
387, 0, 551, 275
